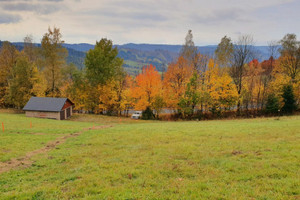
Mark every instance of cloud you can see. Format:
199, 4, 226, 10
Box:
1, 1, 64, 15
39, 0, 63, 2
0, 0, 63, 1
0, 0, 299, 45
0, 13, 21, 24
81, 8, 168, 29
190, 8, 247, 25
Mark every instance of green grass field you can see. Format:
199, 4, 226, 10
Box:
0, 112, 299, 199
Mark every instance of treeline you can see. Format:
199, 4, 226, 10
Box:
0, 28, 299, 119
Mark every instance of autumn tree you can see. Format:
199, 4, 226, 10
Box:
230, 35, 255, 112
268, 36, 299, 105
268, 40, 280, 60
98, 79, 121, 115
279, 33, 300, 81
85, 38, 123, 86
215, 36, 234, 68
206, 59, 238, 112
7, 54, 42, 108
191, 53, 209, 112
60, 63, 80, 99
40, 26, 68, 97
242, 59, 274, 110
23, 35, 39, 64
64, 69, 88, 111
131, 65, 162, 111
178, 72, 200, 117
180, 30, 198, 65
259, 42, 279, 109
98, 72, 132, 116
0, 41, 19, 107
122, 75, 135, 116
152, 95, 165, 118
84, 38, 124, 112
163, 56, 193, 110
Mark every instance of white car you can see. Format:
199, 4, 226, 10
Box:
131, 111, 142, 119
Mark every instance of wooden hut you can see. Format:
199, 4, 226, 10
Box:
23, 97, 74, 120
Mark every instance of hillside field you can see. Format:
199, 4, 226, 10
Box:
0, 112, 299, 199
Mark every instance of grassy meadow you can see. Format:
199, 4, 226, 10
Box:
0, 112, 299, 199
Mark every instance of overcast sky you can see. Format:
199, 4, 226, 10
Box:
0, 0, 299, 45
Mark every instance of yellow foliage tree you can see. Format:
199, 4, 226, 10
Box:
8, 54, 46, 108
98, 75, 132, 115
0, 42, 19, 106
269, 59, 300, 106
206, 59, 238, 111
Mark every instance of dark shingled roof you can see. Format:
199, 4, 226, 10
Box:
23, 97, 73, 112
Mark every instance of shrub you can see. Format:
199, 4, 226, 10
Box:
142, 107, 155, 120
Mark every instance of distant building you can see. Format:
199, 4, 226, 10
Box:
23, 97, 74, 120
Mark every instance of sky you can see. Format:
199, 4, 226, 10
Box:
0, 0, 299, 45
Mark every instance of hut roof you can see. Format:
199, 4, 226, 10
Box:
23, 97, 73, 112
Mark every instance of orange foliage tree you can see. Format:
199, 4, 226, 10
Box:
242, 59, 263, 109
163, 56, 193, 110
131, 65, 162, 110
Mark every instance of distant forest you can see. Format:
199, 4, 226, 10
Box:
2, 40, 274, 76
0, 27, 298, 120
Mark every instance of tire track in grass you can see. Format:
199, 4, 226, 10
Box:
0, 125, 113, 174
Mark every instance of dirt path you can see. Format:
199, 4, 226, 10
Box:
0, 125, 113, 174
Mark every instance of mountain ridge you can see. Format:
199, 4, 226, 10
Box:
0, 40, 273, 75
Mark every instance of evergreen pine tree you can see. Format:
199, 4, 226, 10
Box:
282, 85, 297, 113
265, 94, 279, 114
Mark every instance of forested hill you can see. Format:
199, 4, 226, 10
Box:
1, 41, 271, 75
63, 43, 226, 73
63, 43, 272, 75
0, 41, 86, 70
63, 43, 182, 74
